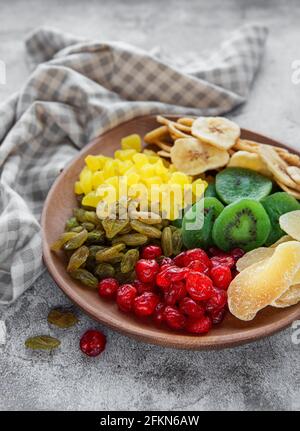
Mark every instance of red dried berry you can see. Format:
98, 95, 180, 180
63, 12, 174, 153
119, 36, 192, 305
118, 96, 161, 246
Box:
116, 284, 137, 312
173, 252, 186, 267
159, 257, 173, 267
133, 279, 155, 294
179, 297, 205, 319
133, 292, 160, 317
206, 288, 227, 313
230, 247, 245, 261
210, 308, 227, 325
163, 306, 186, 330
153, 302, 165, 326
185, 316, 212, 334
208, 247, 228, 257
135, 259, 160, 283
156, 267, 187, 289
211, 255, 235, 269
141, 245, 162, 260
183, 248, 211, 269
80, 329, 106, 357
164, 281, 186, 306
187, 259, 210, 274
98, 278, 119, 298
210, 265, 232, 290
185, 271, 213, 301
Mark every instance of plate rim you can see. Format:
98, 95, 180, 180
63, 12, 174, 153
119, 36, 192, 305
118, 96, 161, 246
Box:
41, 114, 300, 350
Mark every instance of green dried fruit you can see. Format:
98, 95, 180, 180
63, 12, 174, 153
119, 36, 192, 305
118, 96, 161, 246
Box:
86, 230, 105, 244
47, 309, 78, 328
130, 220, 162, 239
108, 254, 125, 264
67, 246, 89, 272
95, 244, 126, 262
25, 335, 61, 350
71, 226, 84, 233
161, 226, 173, 257
65, 217, 79, 231
121, 249, 140, 273
51, 232, 78, 252
115, 269, 136, 283
70, 269, 98, 288
94, 263, 115, 279
88, 245, 106, 259
64, 229, 88, 250
81, 222, 95, 232
119, 224, 133, 235
172, 229, 183, 255
102, 219, 130, 239
161, 219, 170, 228
74, 208, 99, 225
112, 233, 148, 246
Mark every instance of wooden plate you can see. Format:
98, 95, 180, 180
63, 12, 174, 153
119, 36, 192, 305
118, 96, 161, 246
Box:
42, 115, 300, 350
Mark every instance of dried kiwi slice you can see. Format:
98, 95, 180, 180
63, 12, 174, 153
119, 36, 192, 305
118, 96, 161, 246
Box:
215, 167, 273, 204
212, 198, 271, 252
261, 192, 300, 246
182, 197, 224, 249
204, 182, 218, 198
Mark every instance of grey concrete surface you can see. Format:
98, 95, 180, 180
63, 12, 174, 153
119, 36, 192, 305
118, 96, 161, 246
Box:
1, 0, 300, 411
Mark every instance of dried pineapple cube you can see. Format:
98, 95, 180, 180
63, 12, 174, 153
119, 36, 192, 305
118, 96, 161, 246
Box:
79, 167, 93, 194
121, 134, 142, 152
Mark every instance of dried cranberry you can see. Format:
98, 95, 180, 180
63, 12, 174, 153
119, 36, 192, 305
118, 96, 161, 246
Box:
80, 329, 106, 357
98, 278, 119, 298
230, 247, 245, 261
183, 249, 211, 270
159, 257, 173, 267
186, 271, 213, 301
156, 267, 187, 289
163, 306, 186, 330
210, 265, 232, 290
153, 302, 165, 326
187, 259, 210, 274
211, 255, 235, 269
206, 288, 227, 313
133, 292, 160, 317
208, 247, 228, 258
210, 308, 227, 325
173, 252, 186, 267
116, 284, 137, 312
164, 281, 186, 306
185, 316, 212, 334
141, 245, 162, 260
133, 279, 155, 294
135, 259, 160, 283
179, 297, 205, 319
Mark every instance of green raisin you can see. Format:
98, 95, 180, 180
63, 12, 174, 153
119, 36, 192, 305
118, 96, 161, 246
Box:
172, 229, 183, 255
81, 222, 95, 232
130, 220, 162, 239
70, 226, 84, 233
70, 269, 98, 288
112, 233, 148, 246
25, 335, 61, 350
86, 230, 105, 245
94, 263, 115, 279
65, 217, 79, 231
74, 208, 99, 225
95, 244, 126, 262
47, 309, 78, 328
64, 229, 88, 250
121, 249, 140, 273
161, 226, 173, 257
67, 246, 89, 272
102, 219, 130, 239
51, 232, 78, 252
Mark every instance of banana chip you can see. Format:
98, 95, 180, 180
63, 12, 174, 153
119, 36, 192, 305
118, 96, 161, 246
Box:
277, 181, 300, 199
144, 126, 169, 144
227, 150, 271, 177
258, 145, 298, 189
287, 166, 300, 184
191, 117, 240, 150
170, 137, 229, 175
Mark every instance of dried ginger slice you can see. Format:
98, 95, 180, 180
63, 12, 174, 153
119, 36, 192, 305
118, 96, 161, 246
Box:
228, 241, 300, 321
272, 284, 300, 308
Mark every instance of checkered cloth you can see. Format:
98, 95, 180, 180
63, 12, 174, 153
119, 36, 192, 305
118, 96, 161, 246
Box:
0, 24, 268, 304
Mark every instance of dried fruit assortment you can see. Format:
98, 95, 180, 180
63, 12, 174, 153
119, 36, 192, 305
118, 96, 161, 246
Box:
51, 115, 300, 338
